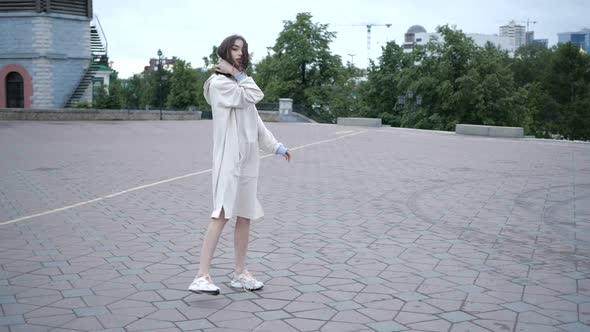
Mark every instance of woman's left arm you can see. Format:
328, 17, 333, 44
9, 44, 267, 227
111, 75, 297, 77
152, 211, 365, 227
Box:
256, 114, 289, 160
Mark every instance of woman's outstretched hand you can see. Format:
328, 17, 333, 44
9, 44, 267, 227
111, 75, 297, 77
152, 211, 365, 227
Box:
284, 151, 291, 162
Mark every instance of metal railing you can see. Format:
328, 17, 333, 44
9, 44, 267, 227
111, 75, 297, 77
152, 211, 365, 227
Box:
256, 103, 279, 111
91, 14, 107, 56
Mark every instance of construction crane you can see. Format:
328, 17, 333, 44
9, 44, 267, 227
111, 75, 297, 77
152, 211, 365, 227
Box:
521, 18, 537, 32
514, 19, 538, 45
333, 23, 393, 67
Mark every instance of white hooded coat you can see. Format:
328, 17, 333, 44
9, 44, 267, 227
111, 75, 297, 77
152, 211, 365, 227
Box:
204, 74, 283, 221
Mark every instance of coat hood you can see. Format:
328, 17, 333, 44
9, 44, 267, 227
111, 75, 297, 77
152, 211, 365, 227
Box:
203, 74, 218, 105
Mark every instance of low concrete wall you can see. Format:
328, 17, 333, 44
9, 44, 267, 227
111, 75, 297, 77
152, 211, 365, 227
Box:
488, 126, 524, 138
258, 110, 279, 122
290, 112, 316, 123
0, 108, 201, 121
456, 124, 524, 138
337, 117, 382, 127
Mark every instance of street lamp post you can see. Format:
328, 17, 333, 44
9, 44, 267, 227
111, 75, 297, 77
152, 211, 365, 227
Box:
157, 49, 164, 120
397, 95, 405, 112
407, 90, 414, 113
347, 53, 356, 67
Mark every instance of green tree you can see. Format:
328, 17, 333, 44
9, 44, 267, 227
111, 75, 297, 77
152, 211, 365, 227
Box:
357, 41, 408, 126
202, 46, 219, 70
541, 43, 590, 140
137, 66, 171, 111
121, 74, 142, 109
454, 43, 526, 127
136, 70, 158, 109
359, 25, 481, 129
417, 25, 479, 130
512, 43, 552, 87
166, 58, 199, 110
93, 83, 122, 109
93, 70, 125, 109
255, 12, 349, 122
361, 25, 527, 130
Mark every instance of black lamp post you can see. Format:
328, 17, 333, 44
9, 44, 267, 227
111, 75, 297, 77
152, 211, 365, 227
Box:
407, 90, 414, 112
397, 95, 405, 112
400, 90, 422, 113
157, 49, 164, 120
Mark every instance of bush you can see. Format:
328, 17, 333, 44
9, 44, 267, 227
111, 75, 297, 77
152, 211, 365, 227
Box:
74, 102, 91, 109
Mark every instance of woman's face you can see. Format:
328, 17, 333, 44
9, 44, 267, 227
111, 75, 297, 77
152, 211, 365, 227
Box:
231, 39, 244, 69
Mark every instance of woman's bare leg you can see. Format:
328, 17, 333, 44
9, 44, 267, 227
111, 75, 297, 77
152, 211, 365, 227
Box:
197, 209, 228, 277
234, 216, 251, 275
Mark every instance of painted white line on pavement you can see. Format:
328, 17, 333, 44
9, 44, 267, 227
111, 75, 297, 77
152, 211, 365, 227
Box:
288, 130, 367, 151
0, 170, 212, 226
0, 130, 367, 226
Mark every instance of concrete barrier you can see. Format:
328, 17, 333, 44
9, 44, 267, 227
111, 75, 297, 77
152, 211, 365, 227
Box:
0, 108, 201, 121
258, 110, 279, 122
456, 124, 490, 136
456, 124, 523, 138
290, 112, 316, 123
488, 126, 525, 138
337, 117, 382, 127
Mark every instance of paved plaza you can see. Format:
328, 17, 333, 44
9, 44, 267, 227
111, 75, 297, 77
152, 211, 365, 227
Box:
0, 120, 589, 332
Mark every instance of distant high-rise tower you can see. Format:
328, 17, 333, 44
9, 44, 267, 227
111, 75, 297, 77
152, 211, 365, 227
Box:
500, 20, 526, 49
558, 28, 590, 53
401, 24, 517, 55
402, 25, 428, 51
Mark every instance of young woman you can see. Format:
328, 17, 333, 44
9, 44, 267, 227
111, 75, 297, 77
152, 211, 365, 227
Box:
188, 35, 291, 295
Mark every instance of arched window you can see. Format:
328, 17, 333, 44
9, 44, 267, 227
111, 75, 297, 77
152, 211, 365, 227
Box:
6, 72, 24, 108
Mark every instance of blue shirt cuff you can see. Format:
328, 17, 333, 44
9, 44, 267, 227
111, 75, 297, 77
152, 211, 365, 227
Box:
235, 72, 248, 82
276, 145, 288, 156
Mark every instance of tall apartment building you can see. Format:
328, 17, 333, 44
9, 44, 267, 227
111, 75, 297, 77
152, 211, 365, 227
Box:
500, 20, 527, 49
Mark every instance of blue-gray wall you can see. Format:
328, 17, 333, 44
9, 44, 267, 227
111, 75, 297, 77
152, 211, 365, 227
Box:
558, 30, 590, 53
0, 12, 91, 108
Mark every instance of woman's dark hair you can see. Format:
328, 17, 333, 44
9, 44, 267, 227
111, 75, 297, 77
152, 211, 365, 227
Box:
217, 35, 249, 71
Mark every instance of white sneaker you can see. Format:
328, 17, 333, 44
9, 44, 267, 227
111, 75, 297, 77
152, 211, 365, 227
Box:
188, 275, 220, 295
230, 271, 264, 291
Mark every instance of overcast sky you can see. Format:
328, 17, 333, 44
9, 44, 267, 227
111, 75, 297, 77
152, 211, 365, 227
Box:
93, 0, 589, 78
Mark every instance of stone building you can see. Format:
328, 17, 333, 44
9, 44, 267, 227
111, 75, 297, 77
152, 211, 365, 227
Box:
0, 0, 106, 109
